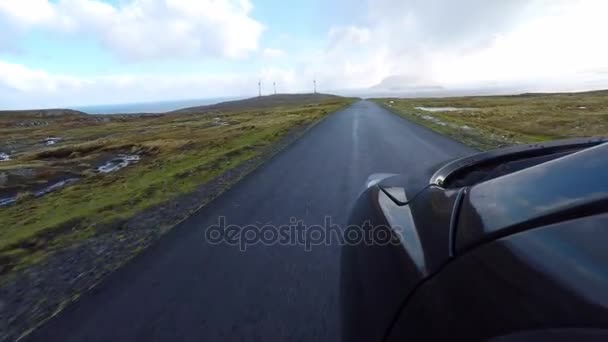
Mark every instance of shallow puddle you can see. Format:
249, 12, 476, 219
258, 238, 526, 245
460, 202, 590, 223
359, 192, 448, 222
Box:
97, 154, 141, 173
415, 107, 475, 112
0, 177, 80, 207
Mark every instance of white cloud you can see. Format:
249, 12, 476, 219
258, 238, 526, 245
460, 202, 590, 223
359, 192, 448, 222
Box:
327, 26, 371, 51
262, 48, 286, 59
367, 0, 530, 51
306, 0, 608, 92
0, 60, 88, 94
430, 0, 608, 87
0, 0, 264, 60
3, 0, 608, 107
0, 0, 56, 26
0, 59, 259, 108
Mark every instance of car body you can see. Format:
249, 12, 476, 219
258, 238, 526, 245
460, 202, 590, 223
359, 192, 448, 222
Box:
341, 137, 608, 341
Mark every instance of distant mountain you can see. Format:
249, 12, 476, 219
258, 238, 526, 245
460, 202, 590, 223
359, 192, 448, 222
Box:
172, 93, 343, 113
370, 74, 444, 93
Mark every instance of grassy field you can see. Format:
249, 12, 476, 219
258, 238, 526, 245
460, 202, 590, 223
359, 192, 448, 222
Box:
0, 94, 353, 274
374, 90, 608, 150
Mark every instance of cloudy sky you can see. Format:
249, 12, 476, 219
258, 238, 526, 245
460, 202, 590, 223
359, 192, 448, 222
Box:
1, 0, 608, 109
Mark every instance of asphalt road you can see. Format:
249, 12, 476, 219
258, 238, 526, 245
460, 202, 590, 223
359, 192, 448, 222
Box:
28, 100, 475, 342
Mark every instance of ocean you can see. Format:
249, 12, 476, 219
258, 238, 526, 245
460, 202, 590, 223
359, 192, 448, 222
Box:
71, 96, 243, 115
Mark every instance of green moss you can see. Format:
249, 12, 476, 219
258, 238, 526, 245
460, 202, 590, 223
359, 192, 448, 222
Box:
374, 90, 608, 150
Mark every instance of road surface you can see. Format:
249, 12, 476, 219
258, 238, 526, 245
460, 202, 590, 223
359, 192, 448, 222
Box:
28, 100, 475, 341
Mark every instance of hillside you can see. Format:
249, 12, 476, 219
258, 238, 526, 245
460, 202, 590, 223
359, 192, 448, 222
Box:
0, 108, 87, 118
172, 93, 343, 113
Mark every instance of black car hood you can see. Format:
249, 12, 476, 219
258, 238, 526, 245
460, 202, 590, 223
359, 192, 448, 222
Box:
374, 139, 608, 256
456, 142, 608, 253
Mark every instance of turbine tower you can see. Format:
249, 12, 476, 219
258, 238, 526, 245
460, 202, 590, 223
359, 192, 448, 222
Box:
313, 79, 317, 94
258, 80, 262, 97
273, 82, 277, 95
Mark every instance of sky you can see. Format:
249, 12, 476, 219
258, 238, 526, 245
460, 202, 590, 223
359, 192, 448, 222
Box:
1, 0, 608, 109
